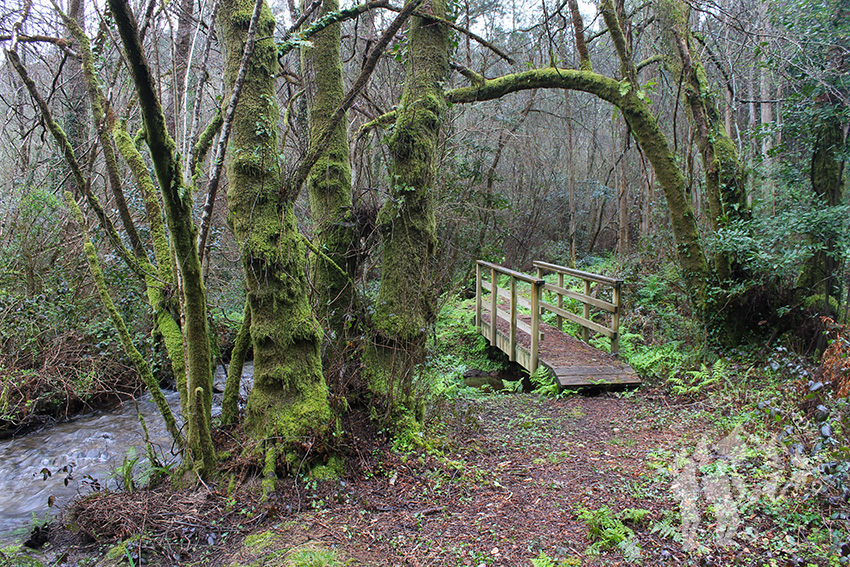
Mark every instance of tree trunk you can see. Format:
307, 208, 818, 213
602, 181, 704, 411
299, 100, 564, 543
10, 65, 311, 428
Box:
218, 0, 330, 457
656, 0, 748, 281
109, 0, 216, 476
369, 0, 449, 421
302, 0, 357, 349
758, 0, 775, 208
564, 90, 577, 267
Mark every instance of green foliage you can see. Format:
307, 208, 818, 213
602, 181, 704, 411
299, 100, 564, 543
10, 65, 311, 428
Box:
285, 547, 344, 566
650, 509, 683, 544
115, 447, 141, 492
111, 446, 175, 492
529, 366, 559, 397
668, 359, 730, 397
0, 547, 46, 567
429, 297, 508, 396
711, 190, 849, 287
617, 334, 691, 383
576, 505, 648, 562
530, 551, 580, 567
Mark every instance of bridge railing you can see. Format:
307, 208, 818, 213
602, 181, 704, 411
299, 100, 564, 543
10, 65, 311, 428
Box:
475, 260, 623, 373
475, 261, 546, 371
533, 261, 623, 354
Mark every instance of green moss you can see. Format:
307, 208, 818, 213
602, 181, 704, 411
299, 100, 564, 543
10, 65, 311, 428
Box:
309, 455, 344, 480
802, 293, 840, 314
222, 302, 250, 425
218, 0, 332, 448
103, 535, 145, 565
109, 0, 216, 476
66, 193, 183, 449
303, 1, 357, 340
243, 530, 278, 553
262, 443, 277, 498
0, 546, 46, 567
283, 546, 340, 566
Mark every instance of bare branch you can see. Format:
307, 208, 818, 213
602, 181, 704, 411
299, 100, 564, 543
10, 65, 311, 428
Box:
287, 0, 322, 35
5, 48, 151, 281
384, 2, 515, 64
278, 0, 389, 60
0, 34, 79, 57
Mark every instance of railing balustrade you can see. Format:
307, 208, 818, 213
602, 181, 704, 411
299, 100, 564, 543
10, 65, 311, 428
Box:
475, 260, 623, 375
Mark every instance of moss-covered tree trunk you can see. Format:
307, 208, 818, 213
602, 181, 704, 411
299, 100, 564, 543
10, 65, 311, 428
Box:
112, 123, 187, 412
367, 0, 448, 420
60, 8, 191, 416
218, 0, 330, 458
301, 0, 357, 347
109, 0, 215, 476
656, 0, 747, 282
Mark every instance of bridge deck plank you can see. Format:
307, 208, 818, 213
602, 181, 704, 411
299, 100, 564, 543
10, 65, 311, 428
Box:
480, 310, 640, 387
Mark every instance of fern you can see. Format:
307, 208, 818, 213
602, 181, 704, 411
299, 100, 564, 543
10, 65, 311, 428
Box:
501, 378, 524, 393
530, 367, 559, 397
576, 505, 645, 561
530, 551, 557, 567
627, 341, 688, 380
617, 538, 643, 563
650, 510, 683, 544
620, 507, 650, 525
669, 359, 729, 396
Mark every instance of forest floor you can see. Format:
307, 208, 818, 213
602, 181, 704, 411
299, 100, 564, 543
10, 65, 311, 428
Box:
10, 386, 838, 567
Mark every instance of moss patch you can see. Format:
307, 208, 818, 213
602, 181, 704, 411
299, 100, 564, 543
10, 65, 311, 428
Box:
309, 455, 344, 481
0, 546, 46, 567
224, 523, 348, 567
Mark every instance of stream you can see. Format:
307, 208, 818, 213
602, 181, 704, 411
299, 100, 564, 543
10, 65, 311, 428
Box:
0, 363, 252, 544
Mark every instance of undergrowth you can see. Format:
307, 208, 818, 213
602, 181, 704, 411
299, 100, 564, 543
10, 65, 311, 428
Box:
576, 505, 649, 562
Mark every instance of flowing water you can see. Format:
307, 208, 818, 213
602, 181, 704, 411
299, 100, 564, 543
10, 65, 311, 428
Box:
0, 363, 252, 544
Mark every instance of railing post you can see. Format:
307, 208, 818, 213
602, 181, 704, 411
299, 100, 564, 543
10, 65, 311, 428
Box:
490, 267, 498, 345
530, 279, 543, 373
535, 265, 545, 320
556, 272, 564, 331
475, 262, 482, 330
509, 276, 517, 361
611, 280, 622, 356
582, 279, 591, 343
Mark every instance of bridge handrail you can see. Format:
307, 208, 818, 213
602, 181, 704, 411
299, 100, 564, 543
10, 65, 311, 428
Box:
475, 260, 623, 372
533, 261, 622, 354
477, 261, 546, 286
532, 261, 623, 287
476, 261, 546, 371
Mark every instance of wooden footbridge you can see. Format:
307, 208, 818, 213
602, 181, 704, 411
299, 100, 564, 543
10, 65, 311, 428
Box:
475, 260, 640, 388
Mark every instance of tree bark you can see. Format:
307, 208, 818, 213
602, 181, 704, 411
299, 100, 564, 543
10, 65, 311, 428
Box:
108, 0, 216, 476
302, 0, 357, 348
218, 0, 330, 456
655, 0, 747, 281
222, 301, 250, 425
369, 0, 449, 420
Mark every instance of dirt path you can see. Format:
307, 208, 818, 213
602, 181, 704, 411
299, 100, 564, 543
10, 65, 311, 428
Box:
229, 392, 713, 567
